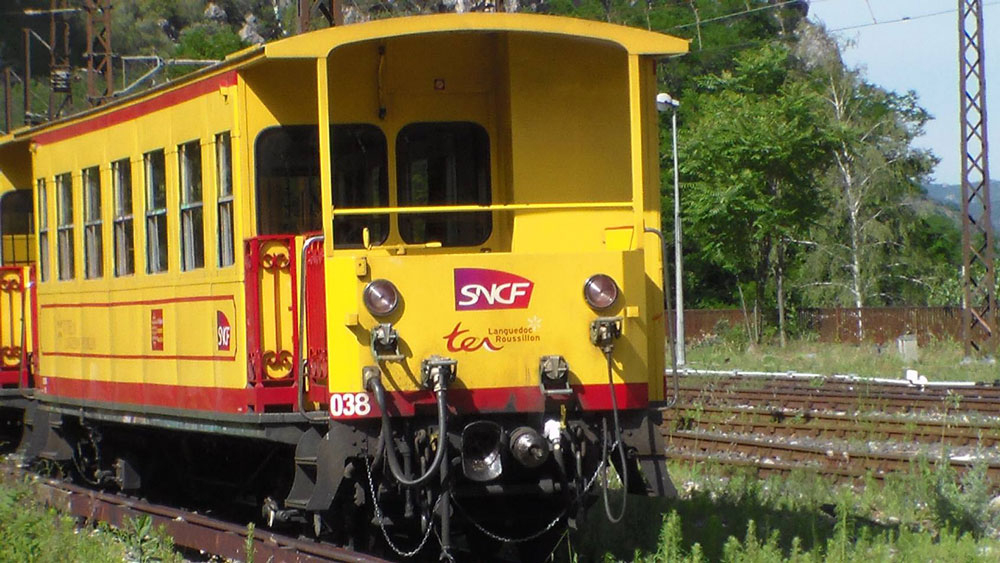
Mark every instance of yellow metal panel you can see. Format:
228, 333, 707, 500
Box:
325, 250, 650, 394
0, 267, 32, 369
256, 240, 295, 380
511, 210, 635, 254
37, 283, 244, 387
265, 13, 688, 59
0, 138, 32, 192
506, 34, 631, 206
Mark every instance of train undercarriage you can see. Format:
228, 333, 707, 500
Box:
7, 389, 672, 561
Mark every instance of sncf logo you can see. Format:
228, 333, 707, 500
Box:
454, 268, 534, 311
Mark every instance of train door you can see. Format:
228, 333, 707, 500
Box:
0, 189, 34, 388
247, 126, 326, 410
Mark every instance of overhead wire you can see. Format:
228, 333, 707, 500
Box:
827, 1, 1000, 32
669, 0, 807, 30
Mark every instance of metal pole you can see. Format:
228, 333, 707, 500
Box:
3, 68, 11, 133
671, 106, 685, 366
23, 29, 30, 122
958, 0, 994, 358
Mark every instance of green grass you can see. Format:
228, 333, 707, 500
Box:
568, 459, 1000, 562
683, 338, 1000, 383
0, 473, 181, 563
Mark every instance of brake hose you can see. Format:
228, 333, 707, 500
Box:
368, 372, 449, 488
601, 350, 628, 523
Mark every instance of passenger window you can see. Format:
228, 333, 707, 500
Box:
56, 172, 74, 280
144, 149, 168, 274
255, 126, 321, 235
112, 159, 134, 277
216, 132, 235, 267
332, 124, 388, 248
37, 179, 49, 282
179, 140, 204, 271
396, 122, 491, 247
0, 190, 35, 266
82, 166, 103, 279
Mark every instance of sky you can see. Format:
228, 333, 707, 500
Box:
807, 0, 998, 185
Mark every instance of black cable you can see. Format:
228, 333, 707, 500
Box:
368, 373, 448, 488
600, 351, 628, 524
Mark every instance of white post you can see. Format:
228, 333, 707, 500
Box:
671, 106, 685, 366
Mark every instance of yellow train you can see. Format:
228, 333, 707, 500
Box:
0, 13, 687, 559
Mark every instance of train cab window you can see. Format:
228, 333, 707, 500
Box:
396, 122, 491, 247
216, 132, 235, 267
255, 126, 321, 235
56, 172, 74, 280
0, 190, 35, 266
179, 141, 204, 271
332, 124, 388, 248
144, 150, 168, 274
82, 166, 103, 279
37, 179, 49, 282
112, 159, 134, 277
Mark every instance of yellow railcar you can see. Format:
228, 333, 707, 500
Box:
1, 14, 687, 559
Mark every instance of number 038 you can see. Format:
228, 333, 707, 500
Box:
329, 393, 372, 417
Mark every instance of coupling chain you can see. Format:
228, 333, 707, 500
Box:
365, 455, 438, 558
451, 451, 609, 545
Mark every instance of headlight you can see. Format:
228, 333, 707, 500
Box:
583, 274, 619, 310
363, 279, 400, 316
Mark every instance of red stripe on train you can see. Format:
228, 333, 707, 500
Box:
38, 377, 648, 415
33, 71, 239, 146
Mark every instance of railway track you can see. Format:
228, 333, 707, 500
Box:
673, 377, 1000, 415
7, 465, 388, 563
661, 372, 1000, 483
662, 431, 1000, 482
664, 405, 1000, 448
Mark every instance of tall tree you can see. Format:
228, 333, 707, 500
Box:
794, 26, 937, 338
680, 43, 830, 343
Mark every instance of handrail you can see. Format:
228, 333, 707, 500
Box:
330, 201, 633, 216
297, 234, 327, 422
645, 227, 679, 409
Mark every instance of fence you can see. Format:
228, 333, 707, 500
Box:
682, 307, 964, 346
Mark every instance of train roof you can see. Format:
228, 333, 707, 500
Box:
259, 13, 689, 59
0, 14, 687, 147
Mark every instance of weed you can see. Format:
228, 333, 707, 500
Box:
111, 515, 181, 563
0, 476, 125, 562
245, 522, 256, 563
571, 459, 1000, 562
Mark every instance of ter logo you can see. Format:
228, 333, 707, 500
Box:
454, 269, 534, 311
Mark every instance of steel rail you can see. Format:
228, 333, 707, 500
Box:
663, 432, 1000, 482
26, 475, 388, 563
677, 374, 1000, 399
673, 387, 1000, 415
663, 405, 1000, 448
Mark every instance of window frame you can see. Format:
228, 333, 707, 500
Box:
144, 149, 168, 274
0, 190, 35, 266
216, 132, 235, 268
112, 158, 135, 277
178, 140, 204, 272
253, 125, 323, 236
55, 172, 74, 281
82, 166, 103, 279
37, 179, 49, 282
395, 121, 493, 248
331, 123, 390, 249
